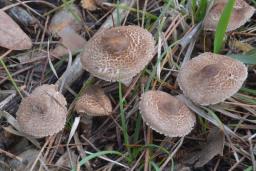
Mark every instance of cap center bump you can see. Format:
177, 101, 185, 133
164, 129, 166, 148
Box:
101, 32, 129, 55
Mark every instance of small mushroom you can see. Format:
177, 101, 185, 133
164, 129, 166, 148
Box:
75, 86, 112, 116
204, 0, 255, 31
177, 52, 248, 106
75, 86, 112, 138
16, 84, 67, 137
80, 25, 155, 83
139, 90, 196, 137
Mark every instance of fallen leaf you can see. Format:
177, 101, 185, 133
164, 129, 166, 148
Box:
229, 49, 256, 64
0, 10, 32, 50
9, 149, 40, 171
229, 39, 253, 53
51, 29, 86, 58
55, 150, 78, 170
81, 0, 97, 11
183, 127, 225, 168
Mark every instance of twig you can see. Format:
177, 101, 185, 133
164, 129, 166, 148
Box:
0, 148, 22, 161
160, 137, 184, 170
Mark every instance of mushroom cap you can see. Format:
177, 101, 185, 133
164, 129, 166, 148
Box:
139, 90, 196, 137
80, 25, 155, 82
75, 86, 112, 116
204, 0, 255, 31
49, 5, 83, 35
16, 84, 67, 137
177, 52, 248, 106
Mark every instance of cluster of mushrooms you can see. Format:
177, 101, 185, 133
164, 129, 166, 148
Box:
15, 0, 254, 138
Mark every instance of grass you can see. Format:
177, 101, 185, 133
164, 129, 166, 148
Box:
71, 150, 124, 171
214, 0, 235, 53
118, 81, 131, 159
0, 59, 23, 98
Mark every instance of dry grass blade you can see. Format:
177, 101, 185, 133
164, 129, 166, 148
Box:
178, 95, 241, 140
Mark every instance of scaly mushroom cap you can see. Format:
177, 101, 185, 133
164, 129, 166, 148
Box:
80, 25, 155, 82
139, 90, 196, 137
16, 84, 67, 137
49, 5, 83, 35
75, 86, 112, 116
204, 0, 255, 31
177, 52, 248, 106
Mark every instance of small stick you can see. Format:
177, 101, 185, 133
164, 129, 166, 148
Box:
0, 148, 22, 161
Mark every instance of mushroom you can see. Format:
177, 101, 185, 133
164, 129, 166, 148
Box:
49, 5, 86, 58
80, 25, 155, 83
177, 52, 248, 106
16, 84, 67, 137
75, 86, 112, 137
75, 86, 112, 116
139, 90, 196, 137
204, 0, 255, 31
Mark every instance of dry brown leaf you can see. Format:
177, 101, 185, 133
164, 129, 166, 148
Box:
81, 0, 97, 11
51, 29, 86, 58
229, 39, 254, 52
0, 10, 32, 50
9, 149, 41, 171
183, 127, 225, 168
55, 150, 78, 170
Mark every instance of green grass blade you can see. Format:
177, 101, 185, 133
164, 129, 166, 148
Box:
196, 0, 208, 22
150, 161, 161, 171
213, 0, 235, 53
71, 151, 123, 171
229, 49, 256, 64
240, 88, 256, 96
118, 82, 131, 157
0, 59, 23, 98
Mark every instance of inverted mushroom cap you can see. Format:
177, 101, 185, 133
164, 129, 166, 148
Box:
75, 86, 112, 116
139, 90, 196, 137
177, 52, 248, 106
80, 25, 155, 82
49, 5, 83, 35
16, 84, 67, 137
204, 0, 255, 31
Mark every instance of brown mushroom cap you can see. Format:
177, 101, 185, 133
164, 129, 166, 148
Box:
204, 0, 255, 31
16, 84, 67, 137
80, 25, 155, 82
177, 52, 248, 106
49, 5, 83, 35
75, 86, 112, 116
139, 90, 196, 137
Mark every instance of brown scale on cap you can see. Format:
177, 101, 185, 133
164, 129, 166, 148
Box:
80, 25, 155, 83
204, 0, 255, 31
177, 52, 248, 106
75, 86, 112, 116
16, 84, 67, 137
139, 90, 196, 137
